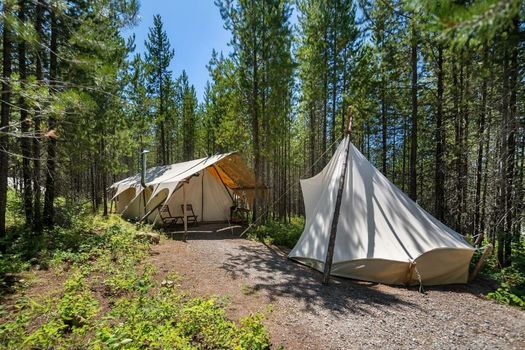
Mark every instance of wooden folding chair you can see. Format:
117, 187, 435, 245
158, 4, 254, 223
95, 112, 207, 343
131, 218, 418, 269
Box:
159, 205, 184, 228
181, 204, 199, 226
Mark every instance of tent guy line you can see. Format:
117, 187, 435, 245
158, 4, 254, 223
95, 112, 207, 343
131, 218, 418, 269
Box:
238, 134, 345, 239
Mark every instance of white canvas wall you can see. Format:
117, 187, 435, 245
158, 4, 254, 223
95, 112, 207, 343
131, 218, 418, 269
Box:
116, 168, 233, 224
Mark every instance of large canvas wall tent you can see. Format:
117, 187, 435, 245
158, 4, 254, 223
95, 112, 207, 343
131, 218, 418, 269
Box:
289, 135, 476, 286
110, 153, 262, 225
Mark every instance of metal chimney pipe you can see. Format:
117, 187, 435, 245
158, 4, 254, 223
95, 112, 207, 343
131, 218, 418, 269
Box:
141, 149, 150, 188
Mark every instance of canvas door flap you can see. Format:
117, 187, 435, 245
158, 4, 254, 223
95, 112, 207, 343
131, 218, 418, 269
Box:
214, 154, 262, 189
207, 166, 238, 189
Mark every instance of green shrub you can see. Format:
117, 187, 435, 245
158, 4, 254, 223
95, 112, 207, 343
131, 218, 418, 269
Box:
177, 298, 238, 348
5, 189, 24, 228
102, 261, 155, 296
94, 293, 191, 349
238, 313, 271, 350
248, 217, 304, 248
58, 290, 99, 330
487, 283, 525, 309
0, 253, 30, 286
477, 241, 525, 310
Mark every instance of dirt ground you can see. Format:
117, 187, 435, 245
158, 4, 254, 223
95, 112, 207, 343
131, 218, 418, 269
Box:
147, 224, 524, 350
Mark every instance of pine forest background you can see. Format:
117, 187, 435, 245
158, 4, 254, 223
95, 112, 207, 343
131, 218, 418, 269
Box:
0, 0, 524, 267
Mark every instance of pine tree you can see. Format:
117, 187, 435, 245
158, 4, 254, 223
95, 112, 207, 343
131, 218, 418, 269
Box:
144, 14, 175, 165
17, 0, 33, 225
32, 0, 45, 232
178, 70, 198, 160
0, 0, 14, 240
216, 0, 294, 222
43, 3, 59, 226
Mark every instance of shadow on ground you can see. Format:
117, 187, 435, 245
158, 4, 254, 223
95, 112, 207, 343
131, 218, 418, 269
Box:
163, 226, 496, 317
428, 276, 498, 296
220, 240, 420, 317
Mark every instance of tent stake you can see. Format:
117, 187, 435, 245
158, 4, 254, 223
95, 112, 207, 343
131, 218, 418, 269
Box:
323, 108, 353, 285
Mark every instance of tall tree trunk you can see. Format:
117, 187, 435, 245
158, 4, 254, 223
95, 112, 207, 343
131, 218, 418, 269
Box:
497, 47, 510, 266
516, 131, 525, 242
392, 125, 396, 182
366, 120, 371, 159
43, 8, 58, 227
454, 59, 463, 232
32, 0, 44, 232
159, 68, 165, 164
402, 114, 407, 192
341, 46, 348, 139
435, 45, 445, 221
462, 62, 470, 234
322, 29, 328, 165
504, 25, 518, 265
101, 139, 108, 216
409, 23, 418, 201
381, 82, 387, 175
480, 108, 491, 241
309, 104, 316, 176
474, 48, 488, 245
0, 0, 13, 242
90, 161, 96, 211
18, 0, 33, 226
251, 5, 261, 223
331, 20, 337, 153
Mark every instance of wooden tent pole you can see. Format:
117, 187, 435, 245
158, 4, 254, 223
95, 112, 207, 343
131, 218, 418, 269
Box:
183, 182, 188, 242
201, 170, 204, 222
142, 190, 147, 217
469, 243, 493, 282
323, 108, 353, 285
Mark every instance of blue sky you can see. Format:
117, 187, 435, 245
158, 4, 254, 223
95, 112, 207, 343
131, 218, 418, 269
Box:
123, 1, 232, 101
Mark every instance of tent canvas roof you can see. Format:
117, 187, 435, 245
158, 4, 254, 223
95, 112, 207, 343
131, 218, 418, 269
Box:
110, 152, 261, 202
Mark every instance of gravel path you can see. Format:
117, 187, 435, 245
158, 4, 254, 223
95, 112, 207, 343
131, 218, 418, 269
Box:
148, 225, 525, 349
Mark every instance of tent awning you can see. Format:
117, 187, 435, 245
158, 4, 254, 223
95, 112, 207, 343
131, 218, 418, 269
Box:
110, 152, 264, 204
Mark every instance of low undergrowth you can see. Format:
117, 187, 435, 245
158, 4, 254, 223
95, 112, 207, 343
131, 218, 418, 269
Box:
247, 216, 304, 248
477, 242, 525, 309
0, 191, 271, 349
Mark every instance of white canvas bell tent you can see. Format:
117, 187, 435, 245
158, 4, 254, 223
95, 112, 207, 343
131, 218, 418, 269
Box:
289, 136, 475, 286
110, 153, 260, 224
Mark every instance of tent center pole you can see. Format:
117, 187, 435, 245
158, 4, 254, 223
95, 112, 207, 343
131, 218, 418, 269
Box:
323, 108, 353, 285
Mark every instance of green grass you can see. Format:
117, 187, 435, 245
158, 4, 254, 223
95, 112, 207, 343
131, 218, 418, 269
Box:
0, 190, 271, 349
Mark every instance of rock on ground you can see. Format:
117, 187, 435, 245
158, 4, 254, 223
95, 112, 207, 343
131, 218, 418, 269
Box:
135, 232, 160, 244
